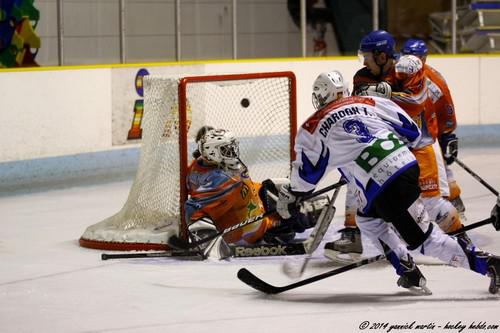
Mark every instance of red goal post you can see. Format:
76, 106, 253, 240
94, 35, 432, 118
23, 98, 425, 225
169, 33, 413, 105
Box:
80, 71, 297, 251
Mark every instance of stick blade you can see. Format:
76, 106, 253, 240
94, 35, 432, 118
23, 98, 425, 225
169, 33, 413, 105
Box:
237, 268, 282, 294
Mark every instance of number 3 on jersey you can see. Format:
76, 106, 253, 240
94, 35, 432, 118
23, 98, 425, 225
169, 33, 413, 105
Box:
343, 119, 374, 143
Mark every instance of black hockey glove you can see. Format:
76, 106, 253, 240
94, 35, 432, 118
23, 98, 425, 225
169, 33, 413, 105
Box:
492, 196, 500, 231
439, 133, 458, 165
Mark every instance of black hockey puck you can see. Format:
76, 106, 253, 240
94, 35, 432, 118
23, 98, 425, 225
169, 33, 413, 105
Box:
241, 98, 250, 108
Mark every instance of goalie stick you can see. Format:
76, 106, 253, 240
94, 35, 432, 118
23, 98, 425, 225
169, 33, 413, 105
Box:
238, 214, 500, 294
167, 179, 347, 251
101, 249, 202, 260
282, 179, 342, 278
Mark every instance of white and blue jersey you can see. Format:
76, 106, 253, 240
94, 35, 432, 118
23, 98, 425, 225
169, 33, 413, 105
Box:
290, 95, 421, 213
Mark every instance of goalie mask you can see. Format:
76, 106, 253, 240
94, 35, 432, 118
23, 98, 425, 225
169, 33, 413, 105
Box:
199, 129, 240, 169
312, 70, 350, 110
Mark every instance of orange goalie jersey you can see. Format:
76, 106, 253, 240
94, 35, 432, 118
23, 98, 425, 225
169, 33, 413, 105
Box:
184, 158, 278, 244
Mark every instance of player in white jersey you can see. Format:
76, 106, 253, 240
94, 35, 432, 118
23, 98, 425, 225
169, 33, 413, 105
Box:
276, 70, 500, 293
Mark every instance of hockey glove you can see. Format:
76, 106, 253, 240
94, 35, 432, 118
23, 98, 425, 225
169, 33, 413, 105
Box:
354, 81, 392, 99
439, 133, 458, 165
276, 185, 299, 220
492, 196, 500, 231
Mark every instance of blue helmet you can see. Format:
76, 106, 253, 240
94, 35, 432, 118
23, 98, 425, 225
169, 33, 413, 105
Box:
359, 30, 396, 58
401, 39, 428, 57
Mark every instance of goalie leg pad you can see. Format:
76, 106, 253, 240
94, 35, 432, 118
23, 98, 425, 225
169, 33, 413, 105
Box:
188, 218, 231, 260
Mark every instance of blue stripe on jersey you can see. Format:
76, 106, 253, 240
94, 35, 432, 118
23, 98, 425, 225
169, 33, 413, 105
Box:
388, 113, 420, 143
298, 141, 330, 185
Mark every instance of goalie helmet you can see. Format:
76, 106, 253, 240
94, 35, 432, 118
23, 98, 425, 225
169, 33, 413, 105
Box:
312, 70, 350, 110
192, 125, 215, 158
199, 128, 240, 169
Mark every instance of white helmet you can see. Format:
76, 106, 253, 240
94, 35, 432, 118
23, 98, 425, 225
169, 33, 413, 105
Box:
199, 129, 240, 169
312, 70, 350, 110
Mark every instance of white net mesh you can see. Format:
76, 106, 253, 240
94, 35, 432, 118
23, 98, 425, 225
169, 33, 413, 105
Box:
80, 72, 296, 250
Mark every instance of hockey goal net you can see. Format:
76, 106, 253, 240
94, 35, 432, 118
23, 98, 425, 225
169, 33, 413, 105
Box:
79, 71, 297, 251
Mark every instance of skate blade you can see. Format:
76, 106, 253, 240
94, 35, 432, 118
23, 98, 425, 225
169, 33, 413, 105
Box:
406, 285, 433, 296
488, 277, 499, 294
324, 249, 361, 265
487, 268, 499, 294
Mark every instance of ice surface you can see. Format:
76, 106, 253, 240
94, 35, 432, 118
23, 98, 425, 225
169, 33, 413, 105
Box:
1, 148, 500, 333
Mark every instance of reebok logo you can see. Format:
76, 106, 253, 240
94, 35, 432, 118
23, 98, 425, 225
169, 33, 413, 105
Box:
233, 245, 287, 257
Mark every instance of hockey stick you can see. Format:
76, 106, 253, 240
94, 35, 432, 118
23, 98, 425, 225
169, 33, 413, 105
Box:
237, 214, 499, 294
167, 179, 347, 250
238, 254, 385, 294
453, 157, 499, 196
100, 242, 308, 260
282, 180, 343, 278
456, 215, 500, 232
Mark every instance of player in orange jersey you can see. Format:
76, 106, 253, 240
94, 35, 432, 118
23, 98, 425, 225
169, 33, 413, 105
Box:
389, 54, 469, 242
325, 32, 469, 263
401, 38, 465, 220
325, 30, 398, 261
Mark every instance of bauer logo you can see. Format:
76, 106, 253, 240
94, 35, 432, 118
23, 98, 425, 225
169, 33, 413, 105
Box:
233, 245, 287, 257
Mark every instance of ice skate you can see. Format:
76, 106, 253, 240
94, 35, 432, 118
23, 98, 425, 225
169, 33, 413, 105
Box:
324, 227, 362, 264
487, 255, 500, 294
396, 255, 432, 295
458, 237, 500, 294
